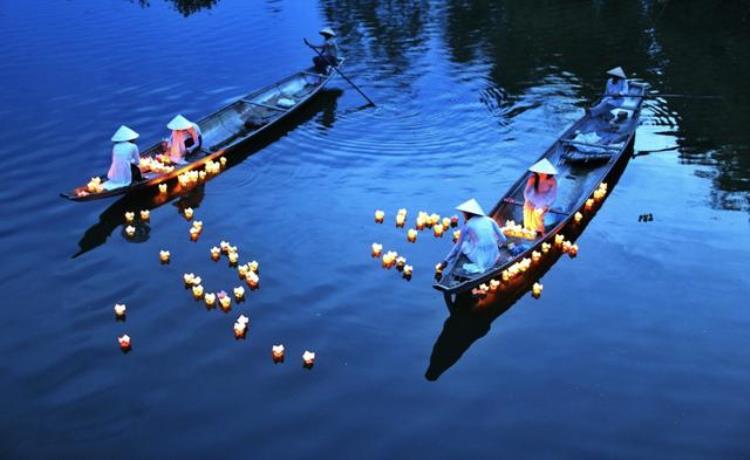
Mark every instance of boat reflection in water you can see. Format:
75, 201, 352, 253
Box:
426, 137, 635, 381
73, 88, 342, 257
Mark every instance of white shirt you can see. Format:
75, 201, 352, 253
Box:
106, 142, 140, 189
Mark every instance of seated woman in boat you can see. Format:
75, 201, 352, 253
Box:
308, 27, 340, 73
165, 114, 202, 164
523, 159, 558, 235
588, 66, 630, 118
440, 198, 507, 275
104, 125, 141, 190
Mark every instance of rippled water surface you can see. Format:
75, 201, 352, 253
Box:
1, 0, 749, 458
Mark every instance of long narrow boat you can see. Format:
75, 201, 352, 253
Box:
434, 81, 649, 306
61, 60, 343, 201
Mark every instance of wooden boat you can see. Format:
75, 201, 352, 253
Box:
61, 60, 343, 201
434, 81, 650, 305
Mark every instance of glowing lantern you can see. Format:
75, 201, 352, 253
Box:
246, 271, 260, 289
192, 285, 204, 299
453, 230, 461, 242
233, 286, 245, 301
574, 212, 583, 223
554, 234, 565, 248
501, 270, 510, 282
272, 344, 285, 363
450, 215, 459, 227
159, 250, 170, 263
198, 170, 207, 181
585, 199, 594, 211
124, 211, 135, 223
189, 227, 201, 241
183, 207, 193, 219
396, 256, 407, 270
114, 303, 126, 319
220, 156, 227, 166
192, 220, 203, 230
374, 210, 385, 223
568, 244, 578, 258
407, 229, 418, 243
159, 183, 168, 194
396, 213, 406, 228
433, 224, 444, 238
478, 283, 489, 293
183, 273, 195, 285
118, 334, 131, 351
435, 263, 444, 276
218, 291, 231, 311
248, 261, 259, 273
210, 247, 221, 261
228, 252, 239, 265
233, 321, 247, 339
204, 292, 216, 307
371, 243, 383, 257
237, 314, 249, 326
238, 264, 248, 278
403, 265, 413, 279
302, 350, 316, 367
382, 251, 397, 269
562, 240, 572, 254
531, 250, 541, 263
532, 282, 543, 298
489, 279, 500, 291
220, 241, 230, 253
139, 210, 150, 221
125, 225, 136, 238
192, 276, 202, 286
541, 242, 551, 254
429, 213, 440, 227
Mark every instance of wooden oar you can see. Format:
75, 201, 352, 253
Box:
304, 39, 376, 107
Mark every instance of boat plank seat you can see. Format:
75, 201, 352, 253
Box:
561, 139, 620, 151
242, 100, 287, 112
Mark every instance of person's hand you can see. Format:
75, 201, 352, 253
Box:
440, 261, 448, 270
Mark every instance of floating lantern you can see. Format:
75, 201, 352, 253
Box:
183, 273, 195, 285
192, 276, 202, 286
403, 265, 413, 279
531, 250, 541, 263
396, 213, 406, 228
159, 250, 170, 263
396, 256, 407, 270
237, 314, 249, 326
204, 292, 216, 307
192, 285, 204, 298
302, 350, 316, 367
568, 244, 578, 258
532, 282, 543, 298
233, 286, 245, 301
407, 229, 418, 243
218, 291, 231, 311
554, 234, 565, 248
433, 224, 444, 238
435, 263, 444, 276
192, 220, 203, 230
233, 321, 247, 339
114, 303, 126, 319
272, 344, 285, 363
441, 217, 450, 229
450, 215, 459, 227
238, 264, 248, 278
248, 261, 259, 273
159, 183, 168, 194
371, 243, 383, 257
210, 246, 221, 261
220, 241, 230, 253
246, 271, 260, 289
227, 245, 238, 255
118, 334, 131, 351
228, 252, 239, 265
125, 225, 136, 238
183, 207, 193, 219
140, 210, 150, 221
189, 227, 201, 241
416, 217, 426, 231
374, 210, 385, 223
541, 242, 551, 254
382, 251, 398, 269
574, 212, 583, 223
585, 199, 594, 211
429, 213, 440, 227
124, 211, 135, 223
220, 156, 227, 166
453, 230, 461, 242
490, 279, 500, 291
562, 240, 572, 254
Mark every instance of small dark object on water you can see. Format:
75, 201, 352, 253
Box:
638, 213, 654, 222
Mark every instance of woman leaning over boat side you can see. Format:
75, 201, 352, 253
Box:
165, 114, 202, 164
104, 125, 141, 190
523, 159, 558, 234
440, 199, 507, 275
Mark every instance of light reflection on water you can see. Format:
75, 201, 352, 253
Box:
0, 0, 749, 458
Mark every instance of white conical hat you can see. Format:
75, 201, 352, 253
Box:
607, 66, 627, 79
529, 158, 558, 175
319, 27, 336, 37
456, 198, 486, 216
111, 125, 139, 142
167, 114, 193, 130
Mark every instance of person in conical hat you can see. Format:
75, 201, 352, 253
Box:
165, 114, 202, 164
104, 125, 142, 190
523, 158, 558, 234
440, 198, 507, 275
306, 27, 340, 74
589, 66, 630, 119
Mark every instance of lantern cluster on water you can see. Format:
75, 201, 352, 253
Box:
396, 209, 407, 227
234, 314, 249, 339
502, 220, 537, 240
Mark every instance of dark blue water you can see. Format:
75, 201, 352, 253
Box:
1, 1, 749, 458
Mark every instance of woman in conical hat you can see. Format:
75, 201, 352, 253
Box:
104, 125, 141, 190
523, 158, 558, 234
307, 27, 340, 74
440, 198, 507, 275
589, 66, 630, 119
165, 114, 202, 164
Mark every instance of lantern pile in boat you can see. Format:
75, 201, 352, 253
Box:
395, 209, 407, 227
86, 177, 104, 193
177, 170, 201, 187
574, 211, 583, 223
501, 257, 532, 281
139, 156, 174, 175
234, 314, 249, 339
204, 160, 221, 175
501, 220, 537, 240
593, 182, 608, 201
489, 279, 500, 291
